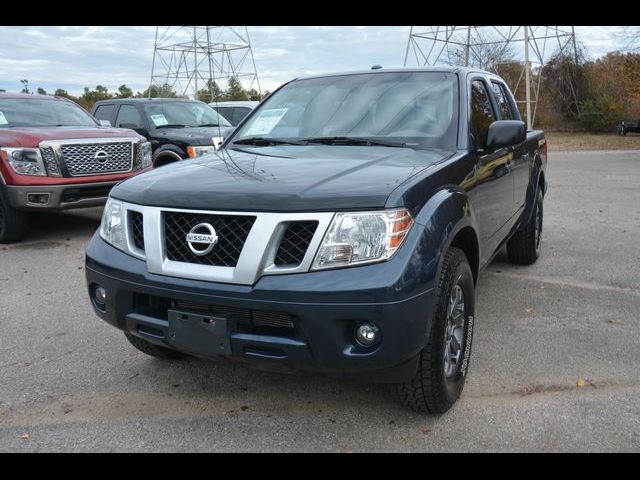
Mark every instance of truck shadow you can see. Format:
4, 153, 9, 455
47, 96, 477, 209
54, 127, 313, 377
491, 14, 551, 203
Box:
21, 208, 103, 244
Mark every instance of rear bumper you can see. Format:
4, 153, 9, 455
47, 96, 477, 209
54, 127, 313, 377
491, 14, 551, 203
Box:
85, 233, 436, 383
6, 181, 117, 210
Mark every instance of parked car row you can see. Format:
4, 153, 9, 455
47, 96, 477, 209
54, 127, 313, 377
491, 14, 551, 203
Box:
0, 93, 245, 242
91, 98, 236, 166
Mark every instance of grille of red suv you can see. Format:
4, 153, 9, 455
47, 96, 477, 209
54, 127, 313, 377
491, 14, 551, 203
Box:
274, 221, 319, 266
164, 212, 256, 267
61, 142, 133, 176
130, 211, 144, 251
40, 146, 60, 176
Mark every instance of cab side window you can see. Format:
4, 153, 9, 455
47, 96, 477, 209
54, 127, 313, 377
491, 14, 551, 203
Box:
232, 107, 252, 125
214, 107, 233, 123
115, 105, 143, 129
93, 104, 115, 124
491, 82, 515, 120
470, 80, 495, 150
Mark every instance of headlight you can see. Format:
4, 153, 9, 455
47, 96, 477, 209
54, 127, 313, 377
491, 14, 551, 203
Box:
1, 147, 46, 176
140, 141, 152, 168
312, 209, 414, 270
186, 145, 216, 158
100, 198, 125, 251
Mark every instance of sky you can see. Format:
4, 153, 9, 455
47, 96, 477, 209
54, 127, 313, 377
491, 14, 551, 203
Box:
0, 26, 632, 97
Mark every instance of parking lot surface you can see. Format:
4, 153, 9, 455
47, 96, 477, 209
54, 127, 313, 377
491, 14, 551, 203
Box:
1, 150, 639, 452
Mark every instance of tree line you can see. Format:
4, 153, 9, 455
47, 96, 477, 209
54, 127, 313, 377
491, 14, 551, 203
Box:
468, 40, 640, 131
13, 48, 640, 132
16, 77, 269, 112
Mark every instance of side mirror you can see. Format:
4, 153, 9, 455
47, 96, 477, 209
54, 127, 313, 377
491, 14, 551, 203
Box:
485, 120, 526, 150
212, 136, 225, 149
99, 119, 112, 127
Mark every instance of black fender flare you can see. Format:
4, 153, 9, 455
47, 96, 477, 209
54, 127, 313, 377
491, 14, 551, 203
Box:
411, 187, 481, 289
153, 144, 186, 166
519, 151, 545, 230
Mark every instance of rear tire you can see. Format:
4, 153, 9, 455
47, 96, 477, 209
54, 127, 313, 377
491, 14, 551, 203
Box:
124, 332, 189, 360
507, 187, 543, 265
396, 247, 475, 414
0, 187, 29, 243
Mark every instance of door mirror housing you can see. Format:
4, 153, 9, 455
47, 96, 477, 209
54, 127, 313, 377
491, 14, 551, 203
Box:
98, 119, 111, 127
485, 120, 526, 150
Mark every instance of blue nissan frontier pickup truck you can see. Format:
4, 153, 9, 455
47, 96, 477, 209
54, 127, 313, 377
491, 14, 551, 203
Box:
86, 67, 547, 414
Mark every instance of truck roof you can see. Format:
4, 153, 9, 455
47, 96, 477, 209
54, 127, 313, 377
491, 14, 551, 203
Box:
295, 66, 498, 81
93, 97, 202, 105
209, 101, 259, 107
0, 92, 63, 101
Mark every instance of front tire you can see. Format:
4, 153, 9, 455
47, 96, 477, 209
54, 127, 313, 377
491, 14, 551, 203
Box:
124, 333, 189, 360
0, 187, 29, 243
396, 247, 476, 414
507, 187, 544, 265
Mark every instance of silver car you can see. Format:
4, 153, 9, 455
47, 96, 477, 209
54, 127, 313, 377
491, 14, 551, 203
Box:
209, 101, 259, 126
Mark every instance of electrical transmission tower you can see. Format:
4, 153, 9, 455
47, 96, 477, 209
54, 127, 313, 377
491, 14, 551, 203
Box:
149, 26, 261, 100
403, 26, 578, 128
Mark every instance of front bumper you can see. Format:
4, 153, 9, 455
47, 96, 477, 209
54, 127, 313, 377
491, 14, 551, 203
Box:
85, 233, 436, 383
6, 181, 117, 211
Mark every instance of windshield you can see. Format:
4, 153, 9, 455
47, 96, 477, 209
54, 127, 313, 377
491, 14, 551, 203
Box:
0, 97, 98, 128
231, 71, 459, 150
143, 102, 231, 128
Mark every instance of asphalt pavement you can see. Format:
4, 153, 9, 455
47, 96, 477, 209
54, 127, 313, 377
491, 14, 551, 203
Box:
1, 150, 639, 452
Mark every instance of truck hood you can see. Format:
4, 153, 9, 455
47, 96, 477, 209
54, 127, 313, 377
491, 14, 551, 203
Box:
111, 145, 453, 212
0, 126, 143, 148
150, 126, 235, 145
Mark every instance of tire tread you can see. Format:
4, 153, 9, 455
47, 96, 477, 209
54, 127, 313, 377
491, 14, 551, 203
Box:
396, 247, 471, 414
507, 189, 543, 265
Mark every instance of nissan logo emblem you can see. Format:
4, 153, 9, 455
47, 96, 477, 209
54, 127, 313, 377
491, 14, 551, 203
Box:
94, 150, 110, 163
185, 223, 219, 256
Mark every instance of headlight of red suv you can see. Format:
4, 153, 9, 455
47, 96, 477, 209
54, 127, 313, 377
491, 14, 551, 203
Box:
0, 147, 47, 176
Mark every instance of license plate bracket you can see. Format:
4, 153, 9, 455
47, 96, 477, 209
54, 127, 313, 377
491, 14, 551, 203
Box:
168, 309, 231, 356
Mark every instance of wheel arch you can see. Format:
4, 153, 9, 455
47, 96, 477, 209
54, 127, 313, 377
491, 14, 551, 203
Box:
412, 187, 481, 287
519, 152, 546, 229
153, 145, 186, 167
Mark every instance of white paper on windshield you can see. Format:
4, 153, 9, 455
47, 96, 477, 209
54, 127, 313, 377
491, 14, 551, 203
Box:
0, 112, 8, 125
244, 108, 288, 136
150, 114, 168, 127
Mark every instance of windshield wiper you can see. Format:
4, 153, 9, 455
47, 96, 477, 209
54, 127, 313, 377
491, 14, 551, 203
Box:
232, 137, 306, 146
300, 136, 407, 148
155, 124, 187, 129
196, 123, 223, 127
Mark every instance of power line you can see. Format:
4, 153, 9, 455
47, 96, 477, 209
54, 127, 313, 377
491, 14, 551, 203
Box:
403, 26, 578, 129
149, 26, 261, 100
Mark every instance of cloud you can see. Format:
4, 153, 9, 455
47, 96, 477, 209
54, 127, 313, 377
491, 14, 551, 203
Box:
0, 26, 628, 97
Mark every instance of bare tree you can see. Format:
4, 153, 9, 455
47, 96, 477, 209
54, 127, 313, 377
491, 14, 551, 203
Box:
451, 32, 516, 72
616, 26, 640, 51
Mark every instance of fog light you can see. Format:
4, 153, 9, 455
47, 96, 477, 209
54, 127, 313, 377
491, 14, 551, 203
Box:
94, 286, 107, 307
355, 323, 379, 347
27, 193, 50, 205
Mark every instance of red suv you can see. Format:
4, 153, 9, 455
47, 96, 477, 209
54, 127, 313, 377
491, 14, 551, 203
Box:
0, 92, 152, 242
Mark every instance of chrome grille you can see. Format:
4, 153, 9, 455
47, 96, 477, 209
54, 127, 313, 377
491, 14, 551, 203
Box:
40, 146, 60, 176
275, 221, 319, 266
164, 212, 256, 267
61, 142, 133, 176
130, 211, 145, 251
